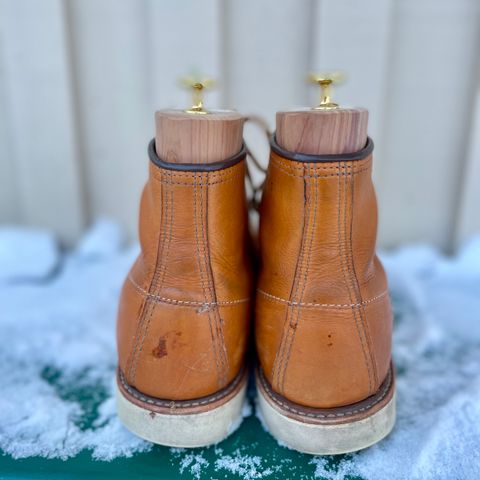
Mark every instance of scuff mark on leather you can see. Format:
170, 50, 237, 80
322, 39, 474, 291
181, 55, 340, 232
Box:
196, 305, 212, 314
152, 336, 168, 358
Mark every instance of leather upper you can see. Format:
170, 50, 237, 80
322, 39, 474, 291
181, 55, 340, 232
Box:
255, 138, 392, 409
117, 142, 252, 401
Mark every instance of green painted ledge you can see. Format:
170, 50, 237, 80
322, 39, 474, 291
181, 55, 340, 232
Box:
0, 407, 363, 480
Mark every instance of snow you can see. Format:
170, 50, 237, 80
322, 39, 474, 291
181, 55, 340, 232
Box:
215, 450, 277, 479
178, 452, 210, 479
0, 226, 58, 283
0, 219, 479, 479
0, 219, 148, 460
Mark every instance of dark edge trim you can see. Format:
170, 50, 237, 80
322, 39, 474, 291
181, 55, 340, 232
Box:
148, 138, 247, 172
258, 362, 394, 421
270, 133, 374, 163
117, 366, 246, 410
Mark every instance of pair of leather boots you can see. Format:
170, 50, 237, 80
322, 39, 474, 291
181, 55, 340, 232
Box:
116, 118, 395, 455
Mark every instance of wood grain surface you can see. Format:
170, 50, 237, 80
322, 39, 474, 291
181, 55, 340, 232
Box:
155, 110, 244, 164
276, 108, 368, 155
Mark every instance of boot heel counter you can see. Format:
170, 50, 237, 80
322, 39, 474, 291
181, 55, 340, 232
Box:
117, 151, 251, 401
256, 142, 392, 409
118, 273, 225, 400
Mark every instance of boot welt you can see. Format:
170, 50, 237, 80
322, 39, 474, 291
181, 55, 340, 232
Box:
256, 364, 396, 455
116, 368, 247, 448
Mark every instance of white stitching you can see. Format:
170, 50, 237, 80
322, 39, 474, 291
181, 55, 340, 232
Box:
149, 165, 244, 186
149, 163, 243, 179
279, 165, 318, 391
272, 162, 310, 389
130, 172, 174, 382
271, 160, 370, 179
150, 177, 242, 187
270, 154, 371, 172
128, 274, 250, 307
257, 288, 388, 309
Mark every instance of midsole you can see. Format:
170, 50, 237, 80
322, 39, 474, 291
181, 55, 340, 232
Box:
117, 367, 247, 416
256, 364, 395, 425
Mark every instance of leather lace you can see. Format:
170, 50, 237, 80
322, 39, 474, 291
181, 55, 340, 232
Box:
244, 115, 271, 211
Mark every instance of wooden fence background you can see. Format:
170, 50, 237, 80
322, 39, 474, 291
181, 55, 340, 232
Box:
1, 0, 479, 249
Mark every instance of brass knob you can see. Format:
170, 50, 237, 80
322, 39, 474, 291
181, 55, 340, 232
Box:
308, 72, 345, 110
179, 75, 215, 114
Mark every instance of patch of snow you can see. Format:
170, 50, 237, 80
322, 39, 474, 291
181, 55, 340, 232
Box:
0, 226, 59, 282
215, 449, 276, 479
242, 398, 253, 418
0, 220, 145, 460
309, 456, 357, 480
345, 243, 480, 480
1, 221, 480, 479
228, 399, 253, 436
74, 218, 126, 261
179, 452, 209, 479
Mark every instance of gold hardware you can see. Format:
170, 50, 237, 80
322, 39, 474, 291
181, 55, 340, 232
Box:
308, 72, 345, 110
179, 75, 215, 114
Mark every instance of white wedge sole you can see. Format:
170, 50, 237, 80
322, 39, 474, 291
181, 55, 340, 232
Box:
256, 367, 396, 455
116, 370, 247, 448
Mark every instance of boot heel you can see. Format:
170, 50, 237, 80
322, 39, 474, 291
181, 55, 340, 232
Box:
256, 367, 396, 455
116, 369, 247, 448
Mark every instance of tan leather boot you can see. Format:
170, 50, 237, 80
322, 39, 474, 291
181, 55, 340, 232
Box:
116, 139, 252, 447
255, 134, 395, 454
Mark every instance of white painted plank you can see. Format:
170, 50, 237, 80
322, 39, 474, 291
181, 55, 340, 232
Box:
66, 0, 151, 239
0, 116, 17, 221
0, 26, 18, 222
224, 0, 312, 126
224, 0, 312, 180
1, 0, 478, 251
146, 0, 223, 112
311, 0, 394, 143
0, 0, 85, 243
68, 0, 224, 240
377, 0, 480, 249
456, 91, 480, 244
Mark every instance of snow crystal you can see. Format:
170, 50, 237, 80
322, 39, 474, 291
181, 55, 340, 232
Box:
215, 449, 276, 479
0, 220, 479, 479
309, 456, 357, 480
179, 452, 210, 479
